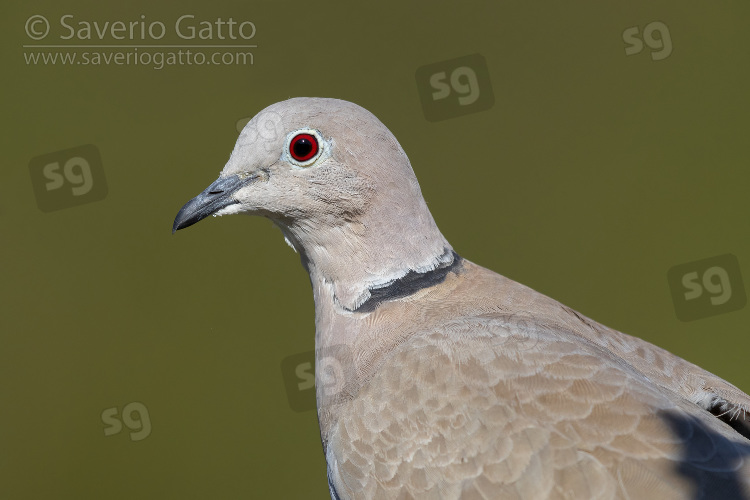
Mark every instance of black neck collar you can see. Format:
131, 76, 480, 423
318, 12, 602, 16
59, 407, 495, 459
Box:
352, 249, 463, 313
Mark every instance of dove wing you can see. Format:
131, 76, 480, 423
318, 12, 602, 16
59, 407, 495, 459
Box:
326, 315, 750, 499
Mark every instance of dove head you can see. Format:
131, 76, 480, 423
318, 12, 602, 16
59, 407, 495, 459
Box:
173, 97, 453, 311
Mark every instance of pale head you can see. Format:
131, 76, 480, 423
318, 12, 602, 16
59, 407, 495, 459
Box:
173, 97, 452, 311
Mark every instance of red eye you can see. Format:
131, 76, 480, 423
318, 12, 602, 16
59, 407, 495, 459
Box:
289, 133, 319, 163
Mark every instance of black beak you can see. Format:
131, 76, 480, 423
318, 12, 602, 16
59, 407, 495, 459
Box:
172, 174, 250, 233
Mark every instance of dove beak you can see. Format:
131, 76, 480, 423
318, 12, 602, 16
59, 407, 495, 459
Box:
172, 174, 255, 233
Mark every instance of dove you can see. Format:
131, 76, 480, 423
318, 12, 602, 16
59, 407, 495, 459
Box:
173, 97, 750, 499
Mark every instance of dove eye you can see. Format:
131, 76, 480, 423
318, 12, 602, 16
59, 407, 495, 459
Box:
289, 133, 319, 163
285, 128, 326, 167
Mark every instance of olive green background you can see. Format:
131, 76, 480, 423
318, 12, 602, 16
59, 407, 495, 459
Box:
2, 1, 749, 498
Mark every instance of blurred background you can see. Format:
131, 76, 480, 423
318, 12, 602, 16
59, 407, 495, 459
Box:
2, 1, 749, 498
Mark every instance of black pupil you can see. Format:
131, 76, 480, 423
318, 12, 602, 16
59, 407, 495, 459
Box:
293, 137, 313, 158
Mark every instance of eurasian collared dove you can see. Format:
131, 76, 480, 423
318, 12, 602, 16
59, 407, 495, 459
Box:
173, 98, 750, 499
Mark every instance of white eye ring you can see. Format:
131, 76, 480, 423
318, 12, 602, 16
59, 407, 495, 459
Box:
283, 128, 328, 168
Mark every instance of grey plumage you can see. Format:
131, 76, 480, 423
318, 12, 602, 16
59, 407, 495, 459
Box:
174, 97, 750, 499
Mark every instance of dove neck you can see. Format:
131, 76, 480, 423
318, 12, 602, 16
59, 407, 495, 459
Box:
278, 209, 453, 313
